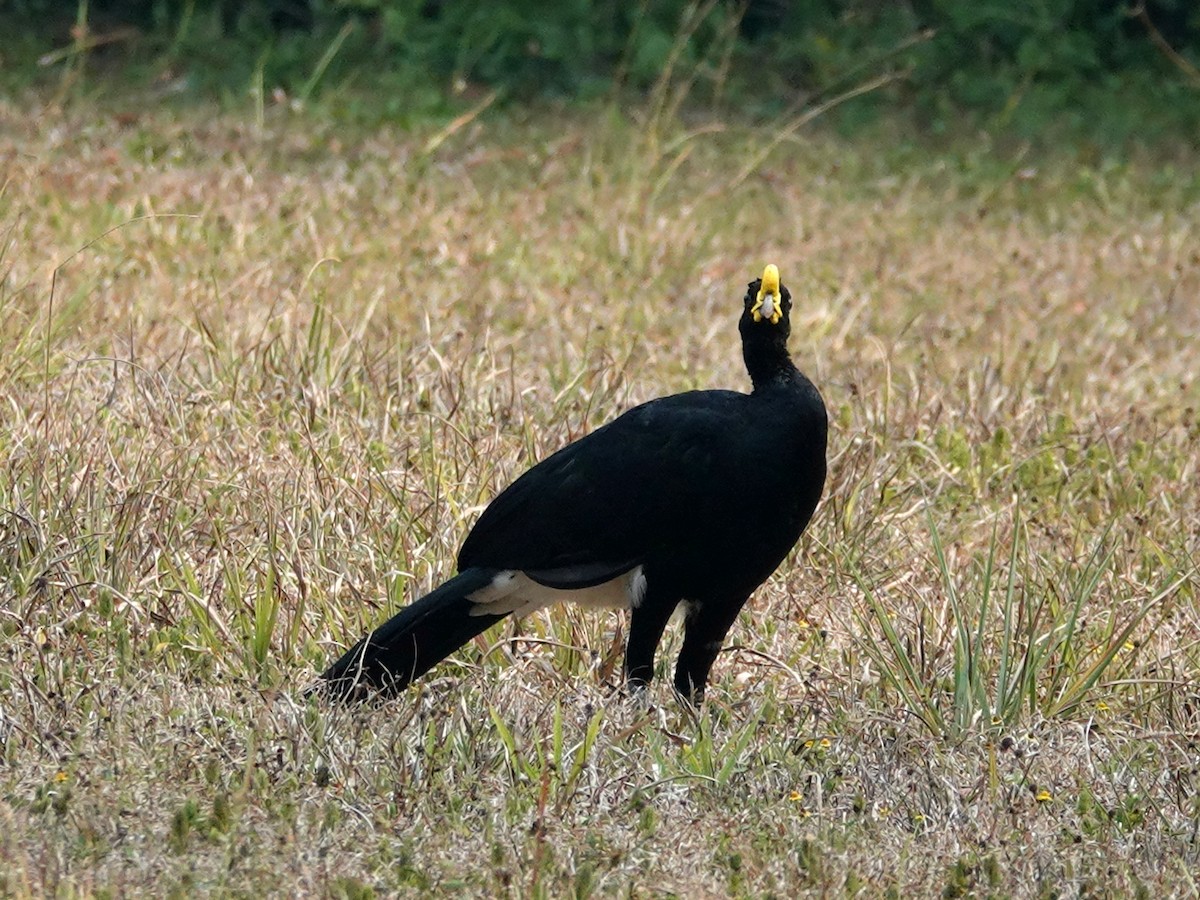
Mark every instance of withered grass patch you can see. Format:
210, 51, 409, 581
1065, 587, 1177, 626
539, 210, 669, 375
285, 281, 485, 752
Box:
1, 94, 1198, 895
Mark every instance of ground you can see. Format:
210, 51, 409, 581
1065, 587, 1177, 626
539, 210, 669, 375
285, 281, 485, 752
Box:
1, 89, 1198, 896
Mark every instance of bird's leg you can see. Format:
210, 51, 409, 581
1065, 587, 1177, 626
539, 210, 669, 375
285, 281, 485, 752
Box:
623, 588, 679, 693
673, 597, 748, 705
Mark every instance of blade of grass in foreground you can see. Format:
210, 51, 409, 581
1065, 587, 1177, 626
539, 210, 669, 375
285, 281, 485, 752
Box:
852, 569, 947, 737
856, 511, 1182, 738
1045, 569, 1188, 718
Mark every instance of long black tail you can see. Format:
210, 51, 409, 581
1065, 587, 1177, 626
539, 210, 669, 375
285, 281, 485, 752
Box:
317, 567, 509, 700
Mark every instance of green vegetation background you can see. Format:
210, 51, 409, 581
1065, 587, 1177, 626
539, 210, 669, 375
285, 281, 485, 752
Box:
5, 0, 1200, 143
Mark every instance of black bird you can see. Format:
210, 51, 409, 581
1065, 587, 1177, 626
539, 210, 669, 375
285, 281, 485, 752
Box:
319, 264, 827, 704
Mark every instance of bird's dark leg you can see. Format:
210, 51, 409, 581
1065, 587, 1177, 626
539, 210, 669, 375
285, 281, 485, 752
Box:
673, 597, 749, 705
623, 587, 680, 692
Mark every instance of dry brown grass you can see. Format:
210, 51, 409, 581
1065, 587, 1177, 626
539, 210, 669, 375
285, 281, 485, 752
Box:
1, 90, 1198, 896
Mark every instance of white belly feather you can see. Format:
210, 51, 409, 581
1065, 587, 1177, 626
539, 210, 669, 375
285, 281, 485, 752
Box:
466, 565, 647, 618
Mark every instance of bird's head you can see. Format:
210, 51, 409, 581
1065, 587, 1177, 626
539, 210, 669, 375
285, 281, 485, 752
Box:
742, 264, 791, 332
739, 264, 799, 386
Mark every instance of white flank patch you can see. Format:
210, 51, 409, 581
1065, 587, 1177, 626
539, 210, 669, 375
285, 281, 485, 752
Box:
629, 567, 648, 608
467, 565, 646, 619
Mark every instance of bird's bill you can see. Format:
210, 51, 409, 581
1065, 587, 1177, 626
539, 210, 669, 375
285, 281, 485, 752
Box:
752, 263, 782, 324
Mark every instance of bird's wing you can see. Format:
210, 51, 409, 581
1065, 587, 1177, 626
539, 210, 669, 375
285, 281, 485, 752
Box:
456, 390, 747, 583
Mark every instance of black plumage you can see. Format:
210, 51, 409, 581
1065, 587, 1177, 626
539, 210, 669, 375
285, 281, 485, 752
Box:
318, 265, 827, 704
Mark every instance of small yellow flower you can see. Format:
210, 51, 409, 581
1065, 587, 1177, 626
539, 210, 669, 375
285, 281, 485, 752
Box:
53, 771, 68, 783
1036, 789, 1052, 803
1096, 701, 1110, 713
877, 805, 892, 818
789, 790, 802, 802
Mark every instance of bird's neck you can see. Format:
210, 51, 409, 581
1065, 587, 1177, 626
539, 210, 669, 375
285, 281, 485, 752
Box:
743, 333, 799, 391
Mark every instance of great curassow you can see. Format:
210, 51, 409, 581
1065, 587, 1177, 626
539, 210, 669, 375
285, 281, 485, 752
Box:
317, 264, 827, 704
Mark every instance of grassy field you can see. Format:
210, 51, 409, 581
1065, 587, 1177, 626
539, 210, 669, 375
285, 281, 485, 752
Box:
1, 87, 1199, 896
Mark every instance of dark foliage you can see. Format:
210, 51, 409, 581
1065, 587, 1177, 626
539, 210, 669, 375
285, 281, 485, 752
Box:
6, 1, 1199, 136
